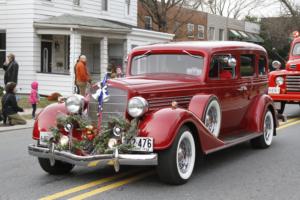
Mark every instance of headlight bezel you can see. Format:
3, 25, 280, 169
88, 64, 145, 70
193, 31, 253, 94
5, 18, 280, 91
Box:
127, 96, 149, 118
275, 76, 284, 86
65, 94, 85, 114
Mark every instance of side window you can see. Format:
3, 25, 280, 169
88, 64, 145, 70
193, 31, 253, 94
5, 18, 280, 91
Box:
209, 55, 236, 80
258, 55, 267, 75
240, 54, 255, 77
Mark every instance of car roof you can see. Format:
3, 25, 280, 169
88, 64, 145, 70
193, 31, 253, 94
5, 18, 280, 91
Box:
132, 41, 266, 54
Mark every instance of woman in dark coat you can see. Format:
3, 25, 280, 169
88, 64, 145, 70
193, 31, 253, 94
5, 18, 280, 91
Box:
1, 82, 26, 125
3, 53, 19, 85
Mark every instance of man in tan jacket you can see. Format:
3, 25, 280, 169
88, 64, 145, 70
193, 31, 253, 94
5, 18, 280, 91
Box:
75, 55, 91, 96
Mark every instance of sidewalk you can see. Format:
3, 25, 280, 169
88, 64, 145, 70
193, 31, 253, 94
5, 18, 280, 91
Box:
0, 108, 42, 132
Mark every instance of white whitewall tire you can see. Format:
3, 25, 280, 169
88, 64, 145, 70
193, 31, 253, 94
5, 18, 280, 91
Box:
251, 110, 274, 149
203, 98, 221, 138
157, 126, 196, 185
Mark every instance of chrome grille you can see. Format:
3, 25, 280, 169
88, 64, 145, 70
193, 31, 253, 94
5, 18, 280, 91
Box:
286, 75, 300, 92
148, 96, 192, 110
88, 87, 128, 126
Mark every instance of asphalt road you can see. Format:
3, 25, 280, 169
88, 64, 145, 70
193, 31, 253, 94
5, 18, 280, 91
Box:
1, 105, 300, 200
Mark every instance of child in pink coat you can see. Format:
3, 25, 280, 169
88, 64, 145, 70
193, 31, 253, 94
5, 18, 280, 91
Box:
29, 81, 39, 118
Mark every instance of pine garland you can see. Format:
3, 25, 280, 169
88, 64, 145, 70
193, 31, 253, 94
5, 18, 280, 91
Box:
49, 115, 138, 155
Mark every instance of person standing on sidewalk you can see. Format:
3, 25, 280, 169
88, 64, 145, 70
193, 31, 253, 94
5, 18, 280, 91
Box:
2, 53, 19, 85
1, 82, 26, 125
75, 55, 91, 96
29, 81, 39, 119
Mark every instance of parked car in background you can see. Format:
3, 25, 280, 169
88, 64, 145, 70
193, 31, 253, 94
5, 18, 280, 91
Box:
268, 32, 300, 114
28, 41, 278, 185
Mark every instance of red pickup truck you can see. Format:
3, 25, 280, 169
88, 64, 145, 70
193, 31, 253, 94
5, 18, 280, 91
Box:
268, 32, 300, 114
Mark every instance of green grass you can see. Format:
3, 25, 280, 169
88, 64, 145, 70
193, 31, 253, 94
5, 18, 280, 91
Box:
0, 95, 56, 110
17, 96, 56, 109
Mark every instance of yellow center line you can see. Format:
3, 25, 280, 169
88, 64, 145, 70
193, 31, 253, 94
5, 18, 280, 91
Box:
39, 170, 140, 200
277, 119, 300, 130
68, 170, 155, 200
279, 117, 300, 126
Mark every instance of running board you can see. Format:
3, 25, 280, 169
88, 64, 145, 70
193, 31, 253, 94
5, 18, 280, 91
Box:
205, 132, 262, 154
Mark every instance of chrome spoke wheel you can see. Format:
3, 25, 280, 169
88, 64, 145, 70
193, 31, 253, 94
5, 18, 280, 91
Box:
204, 99, 221, 138
176, 131, 196, 180
264, 111, 274, 146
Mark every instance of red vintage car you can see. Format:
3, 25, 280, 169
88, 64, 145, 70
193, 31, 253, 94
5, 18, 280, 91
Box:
268, 34, 300, 114
28, 41, 278, 185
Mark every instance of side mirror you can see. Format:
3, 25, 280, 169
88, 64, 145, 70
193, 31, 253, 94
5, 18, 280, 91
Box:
228, 57, 237, 68
272, 60, 281, 70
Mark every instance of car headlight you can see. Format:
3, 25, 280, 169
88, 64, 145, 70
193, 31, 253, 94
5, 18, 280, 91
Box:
65, 95, 84, 114
275, 76, 284, 86
127, 97, 149, 118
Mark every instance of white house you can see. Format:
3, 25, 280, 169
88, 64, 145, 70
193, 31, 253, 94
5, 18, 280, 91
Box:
0, 0, 173, 95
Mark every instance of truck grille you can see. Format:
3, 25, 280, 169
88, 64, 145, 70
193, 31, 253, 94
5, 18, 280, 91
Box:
286, 75, 300, 92
88, 87, 128, 126
148, 96, 192, 110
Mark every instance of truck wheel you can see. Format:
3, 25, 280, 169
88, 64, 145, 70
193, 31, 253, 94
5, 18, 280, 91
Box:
38, 158, 74, 175
157, 126, 196, 185
203, 98, 221, 138
251, 110, 274, 149
278, 102, 286, 114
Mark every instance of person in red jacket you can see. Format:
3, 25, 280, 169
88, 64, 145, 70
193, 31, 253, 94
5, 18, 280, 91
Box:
75, 55, 91, 96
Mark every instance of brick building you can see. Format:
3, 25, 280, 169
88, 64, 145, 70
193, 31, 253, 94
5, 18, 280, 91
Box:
138, 1, 207, 41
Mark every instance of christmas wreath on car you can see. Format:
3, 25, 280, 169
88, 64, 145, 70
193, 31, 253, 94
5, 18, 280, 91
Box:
49, 114, 138, 156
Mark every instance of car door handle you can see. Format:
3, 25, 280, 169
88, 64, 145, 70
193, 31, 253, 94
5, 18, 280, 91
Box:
237, 86, 247, 92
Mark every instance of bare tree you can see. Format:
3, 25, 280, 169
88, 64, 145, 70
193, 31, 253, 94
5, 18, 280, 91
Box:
205, 0, 268, 19
139, 0, 204, 32
277, 0, 299, 16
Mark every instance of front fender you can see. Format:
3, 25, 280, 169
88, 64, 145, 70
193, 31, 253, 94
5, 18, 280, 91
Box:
242, 94, 278, 134
32, 103, 67, 140
138, 108, 224, 152
188, 94, 216, 119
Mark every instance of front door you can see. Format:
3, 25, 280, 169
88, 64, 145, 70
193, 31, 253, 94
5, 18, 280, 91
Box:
207, 53, 245, 136
41, 42, 52, 73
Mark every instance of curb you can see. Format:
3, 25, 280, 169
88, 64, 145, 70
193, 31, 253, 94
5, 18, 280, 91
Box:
0, 120, 34, 132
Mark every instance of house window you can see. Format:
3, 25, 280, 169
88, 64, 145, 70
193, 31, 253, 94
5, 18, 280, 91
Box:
102, 0, 108, 11
219, 29, 224, 40
73, 0, 80, 6
197, 25, 205, 39
0, 31, 6, 69
240, 54, 256, 77
41, 35, 70, 74
125, 0, 131, 15
187, 23, 194, 37
208, 27, 215, 40
145, 16, 152, 30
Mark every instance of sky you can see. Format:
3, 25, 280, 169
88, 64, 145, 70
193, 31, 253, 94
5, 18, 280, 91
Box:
251, 0, 300, 18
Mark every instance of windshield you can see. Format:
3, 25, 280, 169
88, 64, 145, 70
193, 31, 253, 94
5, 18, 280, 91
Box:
131, 54, 204, 76
292, 43, 300, 56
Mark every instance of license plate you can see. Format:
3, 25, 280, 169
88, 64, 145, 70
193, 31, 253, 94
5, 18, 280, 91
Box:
268, 87, 280, 94
130, 137, 153, 152
39, 132, 52, 146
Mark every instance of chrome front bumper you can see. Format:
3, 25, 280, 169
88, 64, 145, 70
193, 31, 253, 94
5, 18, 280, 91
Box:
28, 144, 158, 167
